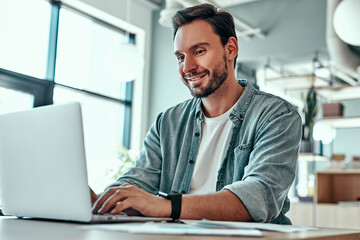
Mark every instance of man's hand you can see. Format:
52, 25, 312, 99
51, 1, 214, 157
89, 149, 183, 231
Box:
90, 187, 99, 205
91, 184, 171, 217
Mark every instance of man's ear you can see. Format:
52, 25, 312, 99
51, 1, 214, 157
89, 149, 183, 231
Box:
225, 37, 238, 61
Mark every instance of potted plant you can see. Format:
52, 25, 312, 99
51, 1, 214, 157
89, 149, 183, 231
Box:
112, 145, 137, 180
301, 86, 317, 152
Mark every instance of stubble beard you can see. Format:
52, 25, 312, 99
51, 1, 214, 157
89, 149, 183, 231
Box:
184, 56, 228, 98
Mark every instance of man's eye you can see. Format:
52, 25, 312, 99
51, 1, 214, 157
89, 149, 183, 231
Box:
196, 49, 205, 55
177, 56, 184, 62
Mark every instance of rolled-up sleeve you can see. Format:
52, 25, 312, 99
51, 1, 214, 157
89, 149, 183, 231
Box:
223, 107, 302, 222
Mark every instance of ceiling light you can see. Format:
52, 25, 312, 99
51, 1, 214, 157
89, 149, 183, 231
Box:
315, 67, 331, 79
333, 0, 360, 46
313, 122, 336, 144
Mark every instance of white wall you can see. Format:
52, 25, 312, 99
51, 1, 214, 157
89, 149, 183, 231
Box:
147, 10, 192, 126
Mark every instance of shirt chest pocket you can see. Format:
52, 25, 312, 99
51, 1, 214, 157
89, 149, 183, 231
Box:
233, 142, 252, 181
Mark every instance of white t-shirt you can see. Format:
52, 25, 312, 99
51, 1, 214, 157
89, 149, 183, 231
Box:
189, 104, 236, 195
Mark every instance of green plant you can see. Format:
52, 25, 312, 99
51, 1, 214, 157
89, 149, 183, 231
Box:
303, 86, 317, 141
112, 145, 137, 180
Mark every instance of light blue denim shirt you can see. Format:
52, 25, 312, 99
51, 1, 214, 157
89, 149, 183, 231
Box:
113, 80, 302, 224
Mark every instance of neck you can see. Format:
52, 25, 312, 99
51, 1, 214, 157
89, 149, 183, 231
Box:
201, 74, 244, 118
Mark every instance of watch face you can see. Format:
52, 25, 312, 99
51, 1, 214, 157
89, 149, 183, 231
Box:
157, 191, 169, 199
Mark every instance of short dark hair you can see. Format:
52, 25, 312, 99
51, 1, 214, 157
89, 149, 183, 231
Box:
172, 3, 238, 67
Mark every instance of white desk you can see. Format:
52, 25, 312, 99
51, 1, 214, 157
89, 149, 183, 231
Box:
1, 217, 360, 240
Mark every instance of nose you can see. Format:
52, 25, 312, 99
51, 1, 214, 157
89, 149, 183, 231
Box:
182, 55, 197, 74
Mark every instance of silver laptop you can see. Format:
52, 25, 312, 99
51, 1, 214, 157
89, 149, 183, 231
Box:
0, 102, 171, 223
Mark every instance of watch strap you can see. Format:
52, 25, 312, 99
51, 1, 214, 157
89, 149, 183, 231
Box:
168, 193, 182, 219
157, 191, 182, 219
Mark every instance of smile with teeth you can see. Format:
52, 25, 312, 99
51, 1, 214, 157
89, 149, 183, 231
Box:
186, 73, 207, 81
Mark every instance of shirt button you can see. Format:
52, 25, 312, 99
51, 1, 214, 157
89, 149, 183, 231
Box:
195, 132, 200, 137
189, 159, 194, 164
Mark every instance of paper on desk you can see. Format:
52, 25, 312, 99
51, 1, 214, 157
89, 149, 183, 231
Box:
86, 222, 263, 236
185, 219, 317, 233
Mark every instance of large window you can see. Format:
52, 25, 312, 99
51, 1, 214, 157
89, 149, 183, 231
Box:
53, 86, 127, 191
0, 0, 138, 193
0, 87, 33, 114
0, 0, 51, 78
56, 7, 129, 99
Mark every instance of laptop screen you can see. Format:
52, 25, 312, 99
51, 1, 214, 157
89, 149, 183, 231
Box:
0, 102, 93, 222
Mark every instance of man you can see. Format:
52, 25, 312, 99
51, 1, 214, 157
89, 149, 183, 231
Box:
92, 3, 301, 224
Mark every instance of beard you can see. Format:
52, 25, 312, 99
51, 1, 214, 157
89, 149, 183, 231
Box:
183, 55, 228, 98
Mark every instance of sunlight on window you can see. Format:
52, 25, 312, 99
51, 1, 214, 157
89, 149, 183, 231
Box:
55, 9, 92, 89
53, 86, 126, 193
55, 7, 128, 100
0, 0, 50, 78
0, 87, 34, 114
0, 86, 34, 205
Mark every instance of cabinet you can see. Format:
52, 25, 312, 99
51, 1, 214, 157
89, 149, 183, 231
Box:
289, 169, 360, 229
311, 113, 360, 229
315, 203, 360, 229
289, 87, 360, 228
314, 170, 360, 229
316, 170, 360, 204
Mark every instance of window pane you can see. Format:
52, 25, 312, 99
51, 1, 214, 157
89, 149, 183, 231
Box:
0, 87, 34, 114
0, 0, 51, 78
0, 87, 34, 206
55, 8, 130, 100
53, 86, 125, 193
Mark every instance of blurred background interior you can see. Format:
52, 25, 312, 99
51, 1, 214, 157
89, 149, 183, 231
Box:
0, 0, 359, 229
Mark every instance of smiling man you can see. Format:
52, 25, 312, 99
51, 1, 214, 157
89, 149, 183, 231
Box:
92, 3, 302, 224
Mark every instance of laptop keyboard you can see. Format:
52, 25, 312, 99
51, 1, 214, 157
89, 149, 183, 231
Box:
93, 213, 128, 221
91, 213, 172, 223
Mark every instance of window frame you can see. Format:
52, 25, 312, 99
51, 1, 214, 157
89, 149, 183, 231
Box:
0, 68, 53, 107
0, 0, 141, 148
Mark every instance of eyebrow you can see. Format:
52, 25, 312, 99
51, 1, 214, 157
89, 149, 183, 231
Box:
174, 42, 210, 56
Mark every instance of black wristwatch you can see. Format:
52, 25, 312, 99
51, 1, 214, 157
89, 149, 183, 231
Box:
157, 191, 182, 219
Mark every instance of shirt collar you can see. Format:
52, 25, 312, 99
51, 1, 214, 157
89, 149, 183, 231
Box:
194, 79, 256, 122
230, 79, 256, 122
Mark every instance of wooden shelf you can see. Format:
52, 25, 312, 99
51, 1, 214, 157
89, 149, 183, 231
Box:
314, 116, 360, 128
316, 171, 360, 204
266, 74, 328, 90
316, 85, 360, 101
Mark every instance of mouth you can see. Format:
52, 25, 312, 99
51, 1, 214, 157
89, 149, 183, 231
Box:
185, 72, 207, 82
